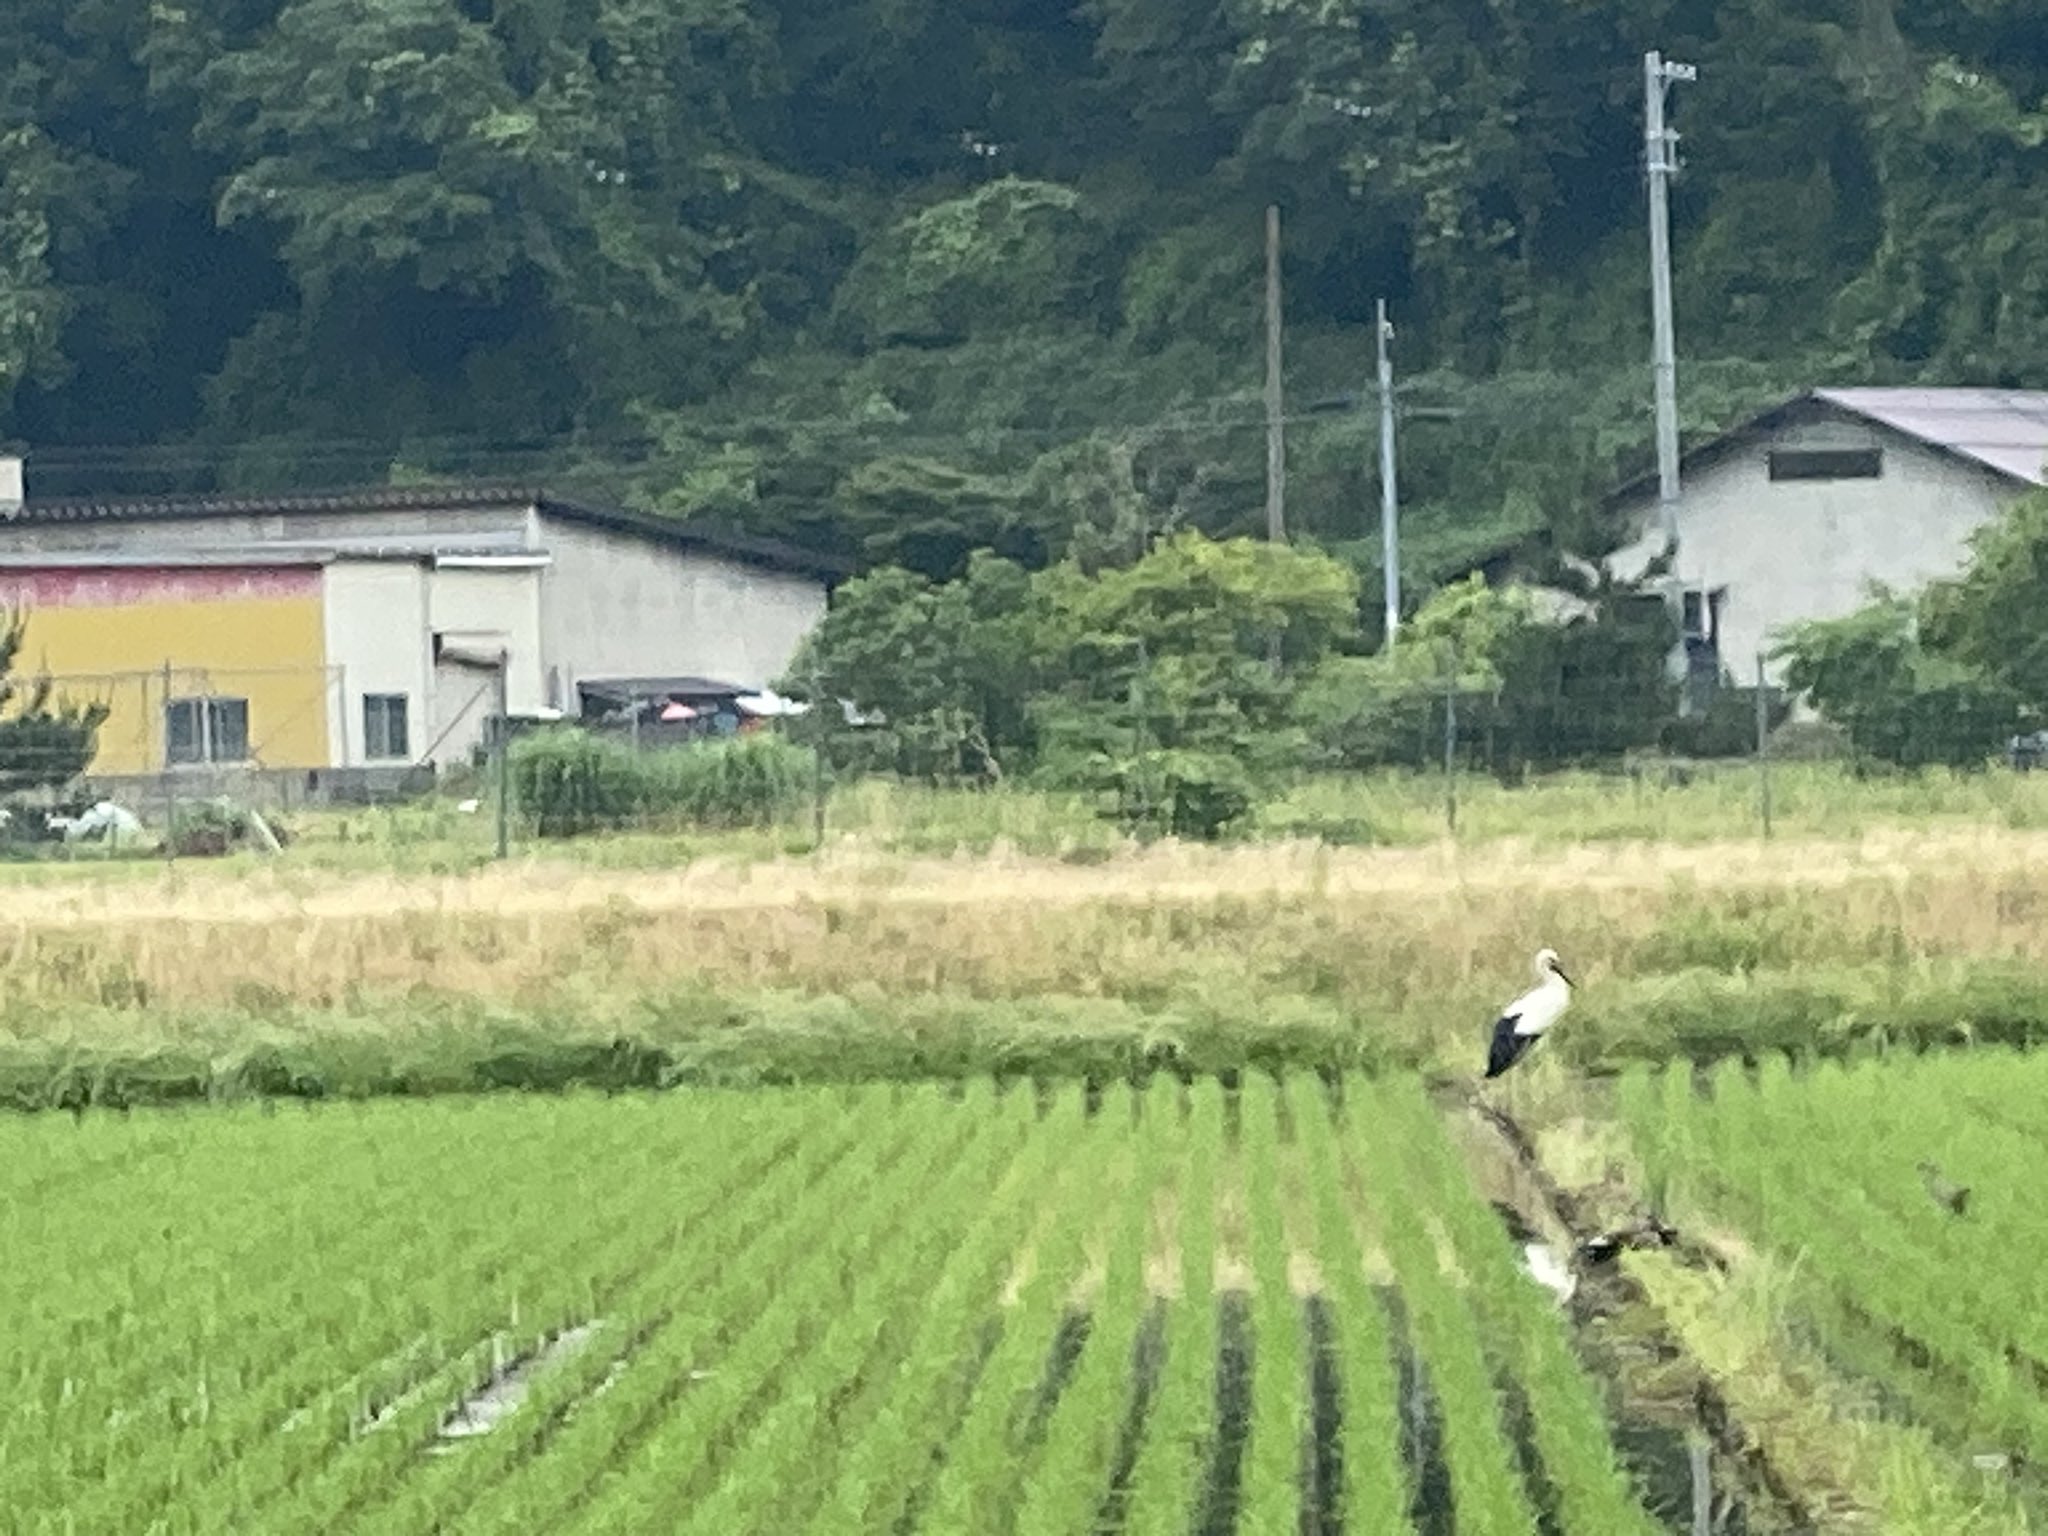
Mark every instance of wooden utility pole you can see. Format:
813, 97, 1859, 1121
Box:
1264, 204, 1286, 543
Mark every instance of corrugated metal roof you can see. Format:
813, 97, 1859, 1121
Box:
1605, 386, 2048, 510
1812, 388, 2048, 486
0, 482, 851, 582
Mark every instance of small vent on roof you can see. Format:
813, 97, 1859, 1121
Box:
1768, 447, 1883, 482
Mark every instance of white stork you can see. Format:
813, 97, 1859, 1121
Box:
1483, 947, 1574, 1080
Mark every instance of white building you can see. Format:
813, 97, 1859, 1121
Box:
0, 472, 843, 791
1607, 388, 2048, 692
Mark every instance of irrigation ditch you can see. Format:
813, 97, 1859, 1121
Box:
1443, 1086, 1816, 1534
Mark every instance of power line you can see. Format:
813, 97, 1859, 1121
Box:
18, 368, 1737, 470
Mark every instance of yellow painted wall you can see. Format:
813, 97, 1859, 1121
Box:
0, 569, 331, 774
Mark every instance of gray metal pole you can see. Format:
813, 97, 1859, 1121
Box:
1644, 51, 1694, 584
1645, 53, 1684, 546
495, 649, 511, 860
1377, 298, 1400, 648
1443, 647, 1459, 837
1755, 651, 1773, 839
1264, 204, 1286, 543
160, 660, 175, 861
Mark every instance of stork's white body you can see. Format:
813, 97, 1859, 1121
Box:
1484, 949, 1573, 1079
1520, 1242, 1578, 1305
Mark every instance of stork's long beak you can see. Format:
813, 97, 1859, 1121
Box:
1554, 965, 1575, 988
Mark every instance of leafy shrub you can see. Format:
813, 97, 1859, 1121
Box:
1776, 596, 2018, 770
507, 730, 643, 838
1657, 683, 1792, 759
168, 798, 288, 857
658, 731, 816, 828
510, 728, 815, 838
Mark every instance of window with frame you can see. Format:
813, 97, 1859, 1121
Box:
1767, 447, 1882, 482
362, 693, 410, 761
1681, 586, 1727, 643
165, 697, 250, 766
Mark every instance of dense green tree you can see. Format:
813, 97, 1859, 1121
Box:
0, 0, 2040, 587
1776, 594, 2021, 770
1920, 491, 2048, 707
1772, 489, 2048, 767
780, 551, 1041, 781
1030, 532, 1359, 836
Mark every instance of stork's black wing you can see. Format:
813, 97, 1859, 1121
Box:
1485, 1014, 1536, 1079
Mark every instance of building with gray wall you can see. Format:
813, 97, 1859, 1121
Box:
1607, 389, 2048, 693
0, 473, 845, 787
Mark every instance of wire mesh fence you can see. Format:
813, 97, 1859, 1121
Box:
1, 650, 2041, 863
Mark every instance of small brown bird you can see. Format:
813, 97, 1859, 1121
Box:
1918, 1160, 1970, 1217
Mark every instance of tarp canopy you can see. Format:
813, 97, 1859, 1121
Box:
577, 676, 746, 709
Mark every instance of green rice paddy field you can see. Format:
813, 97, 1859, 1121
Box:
15, 1054, 2047, 1534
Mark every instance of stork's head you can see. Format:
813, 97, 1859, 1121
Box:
1535, 947, 1573, 987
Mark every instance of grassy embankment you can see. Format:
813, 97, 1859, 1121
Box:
4, 764, 2048, 1105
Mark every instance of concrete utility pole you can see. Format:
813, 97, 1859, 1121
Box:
1376, 298, 1400, 648
1264, 204, 1286, 543
1644, 50, 1695, 585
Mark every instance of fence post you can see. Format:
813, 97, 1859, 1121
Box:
1442, 641, 1459, 837
494, 650, 511, 860
159, 660, 175, 862
1755, 650, 1773, 840
1689, 1433, 1712, 1536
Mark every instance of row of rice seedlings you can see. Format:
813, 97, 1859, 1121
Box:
447, 1084, 964, 1535
333, 1092, 878, 1534
1347, 1076, 1542, 1535
1236, 1070, 1308, 1532
1116, 1075, 1223, 1536
559, 1084, 991, 1535
1, 1097, 646, 1445
0, 1104, 194, 1211
1373, 1079, 1662, 1535
1694, 1059, 2038, 1361
1936, 1046, 2048, 1139
1, 1103, 582, 1527
1008, 1078, 1165, 1536
157, 1097, 839, 1535
1633, 1061, 2046, 1460
1287, 1073, 1411, 1531
1656, 1061, 2048, 1464
799, 1083, 1088, 1535
667, 1079, 1042, 1535
0, 1106, 411, 1446
130, 1093, 835, 1535
1786, 1055, 2048, 1275
913, 1085, 1131, 1536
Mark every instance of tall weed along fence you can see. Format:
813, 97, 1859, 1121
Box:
507, 729, 819, 839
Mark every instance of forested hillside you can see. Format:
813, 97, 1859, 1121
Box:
3, 0, 2042, 587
